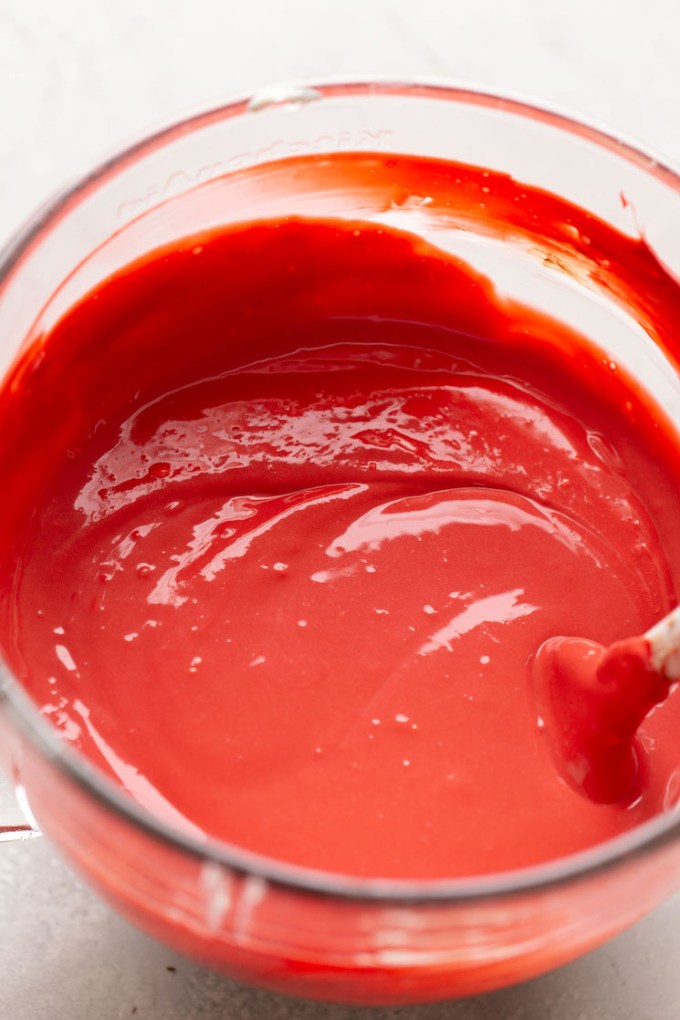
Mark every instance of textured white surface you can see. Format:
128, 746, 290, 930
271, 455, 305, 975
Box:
2, 1, 680, 1017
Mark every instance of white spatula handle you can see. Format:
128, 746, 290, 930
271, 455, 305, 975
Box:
646, 605, 680, 681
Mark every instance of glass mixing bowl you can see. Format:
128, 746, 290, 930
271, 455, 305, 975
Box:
1, 80, 680, 1005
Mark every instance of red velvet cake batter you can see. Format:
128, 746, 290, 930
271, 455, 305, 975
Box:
2, 155, 680, 879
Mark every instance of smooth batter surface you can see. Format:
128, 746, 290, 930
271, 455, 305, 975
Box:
3, 157, 680, 879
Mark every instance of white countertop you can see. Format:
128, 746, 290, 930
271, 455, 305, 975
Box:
2, 1, 680, 1016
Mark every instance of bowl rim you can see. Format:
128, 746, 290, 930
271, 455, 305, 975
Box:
2, 77, 680, 905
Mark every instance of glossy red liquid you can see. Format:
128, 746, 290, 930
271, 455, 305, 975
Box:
3, 156, 680, 879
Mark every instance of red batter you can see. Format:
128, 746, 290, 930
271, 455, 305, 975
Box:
2, 155, 680, 879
